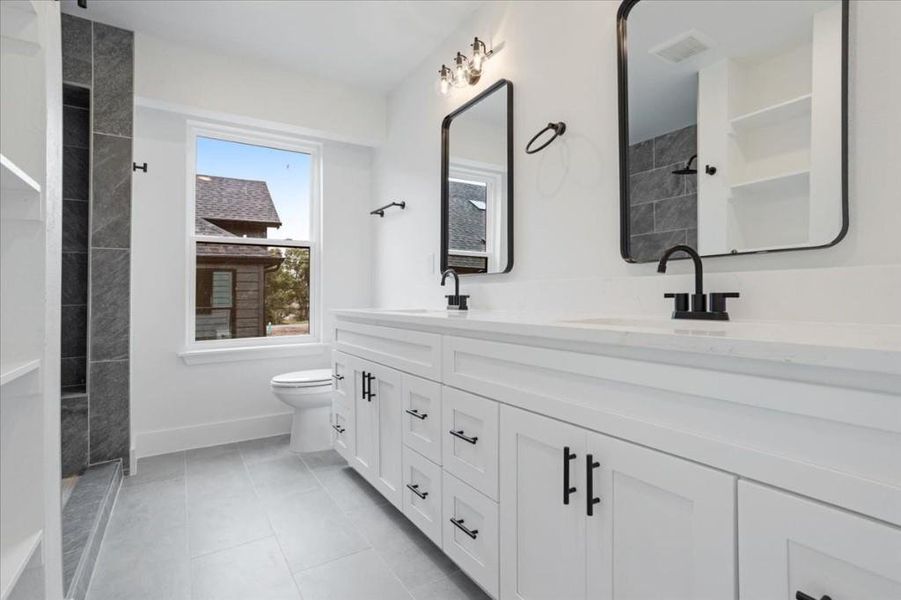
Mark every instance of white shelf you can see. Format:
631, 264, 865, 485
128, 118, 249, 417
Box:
730, 94, 812, 132
0, 154, 40, 196
0, 1, 40, 57
0, 529, 42, 600
0, 359, 41, 387
731, 169, 810, 197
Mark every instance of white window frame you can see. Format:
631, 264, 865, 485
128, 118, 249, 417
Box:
448, 160, 505, 272
184, 121, 322, 352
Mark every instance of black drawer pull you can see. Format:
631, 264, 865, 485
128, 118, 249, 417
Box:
332, 373, 344, 381
405, 409, 428, 420
450, 517, 479, 539
586, 454, 601, 516
563, 446, 577, 505
449, 429, 478, 444
796, 593, 832, 600
361, 372, 368, 400
332, 424, 345, 434
406, 483, 429, 500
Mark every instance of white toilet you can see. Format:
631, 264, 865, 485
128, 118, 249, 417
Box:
270, 369, 333, 453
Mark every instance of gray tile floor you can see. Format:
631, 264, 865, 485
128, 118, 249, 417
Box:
86, 435, 490, 600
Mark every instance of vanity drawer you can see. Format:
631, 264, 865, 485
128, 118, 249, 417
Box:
402, 446, 442, 547
402, 374, 442, 464
331, 350, 353, 413
331, 406, 353, 462
334, 319, 441, 380
442, 387, 499, 500
442, 471, 499, 599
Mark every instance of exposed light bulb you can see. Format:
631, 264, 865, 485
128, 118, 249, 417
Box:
438, 65, 451, 95
470, 37, 484, 74
453, 52, 468, 87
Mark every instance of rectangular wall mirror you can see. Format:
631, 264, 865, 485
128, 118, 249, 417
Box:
618, 0, 848, 262
441, 79, 513, 274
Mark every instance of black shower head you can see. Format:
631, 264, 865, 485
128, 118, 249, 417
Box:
672, 154, 697, 175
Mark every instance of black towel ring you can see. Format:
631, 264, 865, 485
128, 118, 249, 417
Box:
525, 121, 566, 154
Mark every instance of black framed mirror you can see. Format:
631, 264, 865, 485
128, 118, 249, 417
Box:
441, 79, 513, 275
617, 0, 849, 263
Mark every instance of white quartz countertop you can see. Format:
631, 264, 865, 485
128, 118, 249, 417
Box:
333, 308, 901, 378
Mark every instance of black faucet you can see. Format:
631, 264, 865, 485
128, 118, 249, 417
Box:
440, 269, 469, 310
657, 245, 739, 321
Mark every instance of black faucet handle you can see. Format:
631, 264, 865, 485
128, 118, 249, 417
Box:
457, 295, 469, 311
664, 293, 689, 312
710, 292, 740, 314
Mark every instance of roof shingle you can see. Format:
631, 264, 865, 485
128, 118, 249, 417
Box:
196, 174, 281, 227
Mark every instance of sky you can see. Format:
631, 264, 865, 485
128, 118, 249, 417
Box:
196, 136, 312, 240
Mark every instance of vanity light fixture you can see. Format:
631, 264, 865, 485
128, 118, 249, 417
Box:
438, 37, 495, 95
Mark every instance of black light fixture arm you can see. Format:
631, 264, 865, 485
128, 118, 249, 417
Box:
370, 201, 405, 217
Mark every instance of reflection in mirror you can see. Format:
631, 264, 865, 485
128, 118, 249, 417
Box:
442, 79, 513, 274
619, 0, 847, 262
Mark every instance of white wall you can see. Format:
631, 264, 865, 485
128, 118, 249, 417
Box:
131, 107, 372, 458
135, 32, 387, 146
371, 0, 901, 324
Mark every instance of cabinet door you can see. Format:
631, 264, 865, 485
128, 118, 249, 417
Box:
350, 358, 376, 482
500, 405, 588, 600
739, 481, 901, 600
367, 361, 404, 508
587, 431, 736, 600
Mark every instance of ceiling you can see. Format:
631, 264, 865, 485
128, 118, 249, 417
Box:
60, 0, 484, 93
627, 0, 839, 143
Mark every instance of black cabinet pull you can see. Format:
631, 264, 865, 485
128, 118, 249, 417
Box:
450, 517, 479, 539
563, 446, 577, 505
796, 593, 832, 600
586, 454, 601, 516
449, 429, 478, 444
332, 424, 345, 434
365, 373, 376, 400
405, 408, 428, 420
406, 483, 429, 500
332, 373, 344, 381
361, 371, 368, 400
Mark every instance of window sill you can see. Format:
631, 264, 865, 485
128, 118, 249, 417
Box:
178, 342, 328, 366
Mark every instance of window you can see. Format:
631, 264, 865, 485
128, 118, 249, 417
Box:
188, 125, 319, 346
448, 163, 504, 273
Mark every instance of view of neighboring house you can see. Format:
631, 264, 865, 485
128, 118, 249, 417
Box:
195, 174, 284, 340
447, 179, 488, 273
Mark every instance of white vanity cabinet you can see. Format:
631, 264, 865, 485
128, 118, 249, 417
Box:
333, 310, 901, 600
500, 404, 736, 600
738, 481, 901, 600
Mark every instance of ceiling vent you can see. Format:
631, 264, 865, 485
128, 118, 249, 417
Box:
649, 30, 714, 64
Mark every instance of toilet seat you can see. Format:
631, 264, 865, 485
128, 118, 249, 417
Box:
270, 369, 333, 389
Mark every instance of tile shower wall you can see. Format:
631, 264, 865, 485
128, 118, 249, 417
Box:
61, 14, 134, 473
628, 124, 698, 262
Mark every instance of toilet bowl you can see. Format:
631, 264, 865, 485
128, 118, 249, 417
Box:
270, 369, 333, 453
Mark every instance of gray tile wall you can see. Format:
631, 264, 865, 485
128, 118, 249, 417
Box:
628, 125, 698, 262
61, 15, 134, 473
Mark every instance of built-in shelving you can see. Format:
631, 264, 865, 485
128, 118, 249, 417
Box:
0, 1, 40, 57
0, 529, 42, 600
730, 94, 812, 132
0, 359, 41, 387
0, 154, 41, 197
731, 169, 810, 197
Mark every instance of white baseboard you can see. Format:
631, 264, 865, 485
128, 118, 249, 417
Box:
135, 412, 293, 459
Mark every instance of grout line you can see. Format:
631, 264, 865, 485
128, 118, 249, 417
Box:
295, 452, 416, 599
